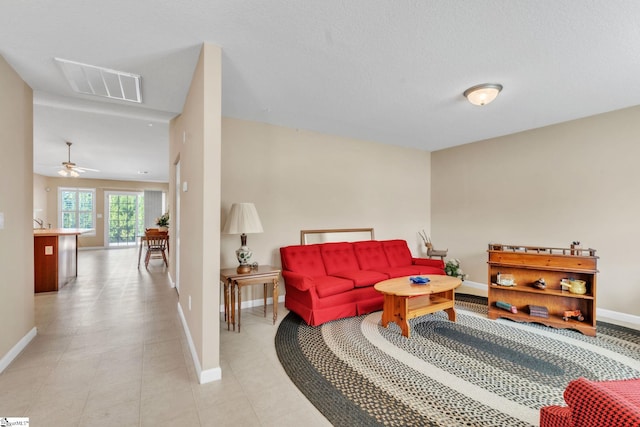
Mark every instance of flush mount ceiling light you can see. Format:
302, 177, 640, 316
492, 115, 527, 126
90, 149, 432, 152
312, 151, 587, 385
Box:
463, 83, 503, 106
54, 57, 142, 103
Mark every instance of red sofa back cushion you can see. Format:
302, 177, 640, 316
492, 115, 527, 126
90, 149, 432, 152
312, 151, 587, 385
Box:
353, 240, 389, 270
320, 242, 360, 275
280, 244, 327, 276
382, 239, 414, 267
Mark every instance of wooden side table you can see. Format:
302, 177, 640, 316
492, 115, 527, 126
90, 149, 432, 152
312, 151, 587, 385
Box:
220, 265, 280, 333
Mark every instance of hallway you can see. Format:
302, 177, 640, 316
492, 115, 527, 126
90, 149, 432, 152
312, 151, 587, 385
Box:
0, 248, 329, 426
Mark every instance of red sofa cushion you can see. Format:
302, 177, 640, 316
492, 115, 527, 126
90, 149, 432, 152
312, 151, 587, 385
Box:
313, 275, 355, 298
353, 240, 389, 270
382, 239, 414, 267
280, 244, 327, 277
413, 257, 445, 270
374, 266, 425, 278
321, 242, 387, 286
332, 269, 388, 287
320, 242, 360, 274
414, 266, 446, 275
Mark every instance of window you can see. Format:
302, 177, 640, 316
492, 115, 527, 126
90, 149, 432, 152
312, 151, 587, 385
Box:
59, 187, 96, 235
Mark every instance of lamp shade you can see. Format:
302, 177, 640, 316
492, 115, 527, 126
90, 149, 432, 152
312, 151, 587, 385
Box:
463, 83, 503, 106
223, 203, 264, 234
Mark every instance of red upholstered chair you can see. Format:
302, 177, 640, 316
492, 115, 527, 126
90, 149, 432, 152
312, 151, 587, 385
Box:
540, 377, 640, 427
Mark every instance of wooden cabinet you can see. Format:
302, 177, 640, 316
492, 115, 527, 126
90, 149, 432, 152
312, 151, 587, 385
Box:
34, 229, 85, 293
487, 244, 598, 336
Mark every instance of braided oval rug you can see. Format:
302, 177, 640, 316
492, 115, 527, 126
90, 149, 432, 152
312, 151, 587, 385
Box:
275, 295, 640, 427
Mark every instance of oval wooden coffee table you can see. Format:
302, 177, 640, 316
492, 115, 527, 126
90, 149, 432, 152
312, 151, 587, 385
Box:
374, 275, 462, 338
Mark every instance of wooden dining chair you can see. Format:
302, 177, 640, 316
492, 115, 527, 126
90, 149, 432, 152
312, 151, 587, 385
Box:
144, 230, 168, 268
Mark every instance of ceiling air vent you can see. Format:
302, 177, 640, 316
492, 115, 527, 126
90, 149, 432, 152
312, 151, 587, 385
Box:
54, 57, 142, 103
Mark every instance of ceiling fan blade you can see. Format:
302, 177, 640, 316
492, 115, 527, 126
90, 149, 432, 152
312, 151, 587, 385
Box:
75, 166, 100, 172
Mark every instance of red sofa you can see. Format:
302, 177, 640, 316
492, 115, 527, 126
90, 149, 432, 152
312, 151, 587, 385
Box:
540, 377, 640, 427
279, 239, 445, 326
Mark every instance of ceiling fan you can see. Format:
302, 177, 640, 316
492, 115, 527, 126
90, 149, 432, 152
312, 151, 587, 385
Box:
58, 141, 99, 177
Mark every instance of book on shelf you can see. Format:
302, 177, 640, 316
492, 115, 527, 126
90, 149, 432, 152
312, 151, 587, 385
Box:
528, 305, 549, 318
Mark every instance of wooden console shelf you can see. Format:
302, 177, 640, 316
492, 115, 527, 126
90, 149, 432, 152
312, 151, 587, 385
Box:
487, 243, 598, 336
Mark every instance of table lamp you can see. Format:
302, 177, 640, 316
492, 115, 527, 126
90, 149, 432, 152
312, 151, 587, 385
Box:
223, 202, 264, 273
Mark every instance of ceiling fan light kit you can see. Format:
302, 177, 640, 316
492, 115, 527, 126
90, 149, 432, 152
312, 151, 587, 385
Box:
58, 169, 79, 178
463, 83, 503, 106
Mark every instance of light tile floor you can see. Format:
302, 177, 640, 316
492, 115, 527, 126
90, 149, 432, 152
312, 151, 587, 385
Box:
0, 247, 331, 427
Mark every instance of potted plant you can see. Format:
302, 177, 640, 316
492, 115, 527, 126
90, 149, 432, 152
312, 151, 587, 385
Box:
156, 212, 169, 231
445, 258, 468, 281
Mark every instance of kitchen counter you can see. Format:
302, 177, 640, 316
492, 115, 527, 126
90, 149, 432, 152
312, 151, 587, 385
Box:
33, 228, 92, 293
33, 227, 92, 236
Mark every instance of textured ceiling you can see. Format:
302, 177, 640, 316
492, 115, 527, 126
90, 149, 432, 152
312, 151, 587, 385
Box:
2, 1, 640, 182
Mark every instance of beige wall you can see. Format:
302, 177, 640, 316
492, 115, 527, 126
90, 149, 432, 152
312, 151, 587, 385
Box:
221, 117, 432, 302
33, 173, 48, 222
0, 56, 34, 362
432, 105, 640, 316
170, 44, 221, 380
33, 175, 167, 247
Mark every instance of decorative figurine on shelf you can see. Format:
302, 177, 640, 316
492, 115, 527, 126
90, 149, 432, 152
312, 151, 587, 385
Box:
418, 230, 448, 260
570, 240, 581, 255
496, 273, 515, 286
496, 301, 518, 313
563, 310, 585, 322
532, 278, 546, 290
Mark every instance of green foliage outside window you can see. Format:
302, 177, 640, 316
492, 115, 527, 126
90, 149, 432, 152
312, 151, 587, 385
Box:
107, 193, 144, 245
61, 189, 94, 230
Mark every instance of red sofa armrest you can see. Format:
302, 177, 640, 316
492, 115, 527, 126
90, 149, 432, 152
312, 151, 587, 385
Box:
540, 405, 572, 427
564, 378, 640, 427
282, 270, 315, 292
412, 258, 445, 269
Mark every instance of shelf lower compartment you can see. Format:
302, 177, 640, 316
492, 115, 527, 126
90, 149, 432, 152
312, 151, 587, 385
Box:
488, 307, 596, 336
489, 283, 594, 299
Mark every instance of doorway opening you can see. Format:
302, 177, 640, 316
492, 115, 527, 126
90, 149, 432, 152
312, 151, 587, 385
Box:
104, 191, 144, 247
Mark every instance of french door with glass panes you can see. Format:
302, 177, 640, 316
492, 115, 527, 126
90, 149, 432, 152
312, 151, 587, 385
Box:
105, 191, 144, 247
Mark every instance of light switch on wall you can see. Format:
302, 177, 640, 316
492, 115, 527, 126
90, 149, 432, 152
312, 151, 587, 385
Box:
0, 212, 4, 229
182, 181, 188, 192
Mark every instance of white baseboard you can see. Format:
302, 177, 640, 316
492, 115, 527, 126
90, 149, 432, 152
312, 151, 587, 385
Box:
457, 280, 488, 297
458, 280, 640, 330
0, 327, 37, 374
597, 308, 640, 331
177, 302, 222, 384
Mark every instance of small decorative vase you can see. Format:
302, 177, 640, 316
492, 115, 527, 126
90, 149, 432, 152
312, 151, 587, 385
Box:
158, 226, 168, 232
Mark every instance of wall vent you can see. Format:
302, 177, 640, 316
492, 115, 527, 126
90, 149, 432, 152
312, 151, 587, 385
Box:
55, 57, 142, 103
